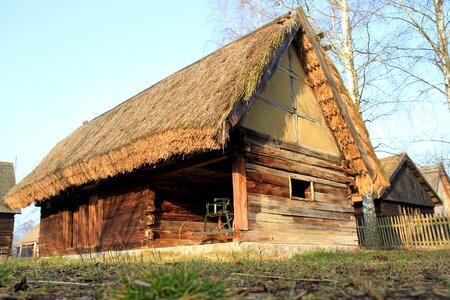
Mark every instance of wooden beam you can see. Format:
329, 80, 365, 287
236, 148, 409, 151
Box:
232, 151, 249, 240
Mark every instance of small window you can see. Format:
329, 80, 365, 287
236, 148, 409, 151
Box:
291, 178, 313, 200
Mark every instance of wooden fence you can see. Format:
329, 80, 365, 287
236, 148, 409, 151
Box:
356, 214, 450, 249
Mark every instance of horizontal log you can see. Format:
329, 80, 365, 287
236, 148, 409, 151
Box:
247, 180, 290, 198
247, 163, 347, 188
241, 222, 357, 246
245, 143, 346, 173
248, 193, 354, 220
248, 220, 356, 236
248, 212, 356, 229
246, 169, 290, 187
242, 128, 343, 164
313, 192, 351, 205
313, 183, 348, 197
246, 152, 352, 184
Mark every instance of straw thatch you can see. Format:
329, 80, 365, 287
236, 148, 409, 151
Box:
5, 12, 300, 209
379, 153, 441, 205
294, 11, 389, 196
5, 8, 389, 209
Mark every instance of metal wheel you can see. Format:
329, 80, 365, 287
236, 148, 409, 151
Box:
178, 221, 204, 243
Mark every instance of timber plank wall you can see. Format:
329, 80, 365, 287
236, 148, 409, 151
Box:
0, 213, 14, 254
39, 166, 231, 256
241, 132, 358, 247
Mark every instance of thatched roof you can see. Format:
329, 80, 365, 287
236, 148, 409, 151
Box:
0, 162, 19, 213
379, 153, 441, 205
5, 8, 389, 209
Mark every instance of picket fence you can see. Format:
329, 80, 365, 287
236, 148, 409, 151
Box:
356, 214, 450, 249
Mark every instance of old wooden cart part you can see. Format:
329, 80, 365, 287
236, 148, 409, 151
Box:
193, 198, 234, 236
177, 198, 234, 243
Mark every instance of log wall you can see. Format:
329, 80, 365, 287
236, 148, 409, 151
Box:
240, 134, 358, 247
39, 158, 233, 256
0, 213, 14, 254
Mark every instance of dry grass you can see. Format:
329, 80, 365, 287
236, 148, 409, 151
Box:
0, 250, 448, 299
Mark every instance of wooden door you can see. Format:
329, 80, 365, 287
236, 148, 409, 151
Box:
88, 195, 102, 246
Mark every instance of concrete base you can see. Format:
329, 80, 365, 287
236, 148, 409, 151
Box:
63, 242, 359, 260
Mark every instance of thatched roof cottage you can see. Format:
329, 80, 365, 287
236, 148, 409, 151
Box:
15, 224, 40, 257
5, 9, 388, 256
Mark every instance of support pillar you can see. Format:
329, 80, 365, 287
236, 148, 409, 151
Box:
232, 151, 248, 242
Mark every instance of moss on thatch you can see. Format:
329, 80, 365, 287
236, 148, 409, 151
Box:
5, 12, 300, 209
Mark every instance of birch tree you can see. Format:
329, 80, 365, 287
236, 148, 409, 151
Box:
383, 0, 450, 109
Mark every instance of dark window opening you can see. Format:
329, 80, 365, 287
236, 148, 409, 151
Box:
291, 178, 313, 200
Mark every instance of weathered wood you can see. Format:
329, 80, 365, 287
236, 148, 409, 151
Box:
242, 221, 357, 245
246, 163, 348, 190
246, 169, 290, 187
248, 212, 356, 229
246, 152, 352, 184
245, 142, 347, 173
248, 193, 353, 220
0, 214, 15, 253
247, 180, 290, 198
232, 151, 248, 233
242, 128, 343, 164
356, 214, 450, 249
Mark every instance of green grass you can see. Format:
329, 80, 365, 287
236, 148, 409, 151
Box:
0, 250, 448, 299
0, 261, 13, 287
111, 266, 226, 299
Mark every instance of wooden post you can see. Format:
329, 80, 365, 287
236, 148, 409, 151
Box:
232, 151, 248, 242
362, 192, 380, 248
32, 242, 37, 257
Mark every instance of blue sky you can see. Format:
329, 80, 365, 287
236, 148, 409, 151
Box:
1, 0, 216, 232
1, 1, 217, 182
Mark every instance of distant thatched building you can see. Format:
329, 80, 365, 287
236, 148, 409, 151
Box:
354, 154, 440, 219
4, 9, 389, 256
419, 163, 450, 215
0, 162, 19, 255
15, 224, 40, 257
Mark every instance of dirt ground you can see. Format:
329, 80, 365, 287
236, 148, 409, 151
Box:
0, 249, 449, 299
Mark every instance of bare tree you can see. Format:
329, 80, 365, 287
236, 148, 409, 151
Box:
382, 0, 450, 109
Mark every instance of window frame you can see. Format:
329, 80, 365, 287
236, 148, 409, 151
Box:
289, 176, 314, 201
